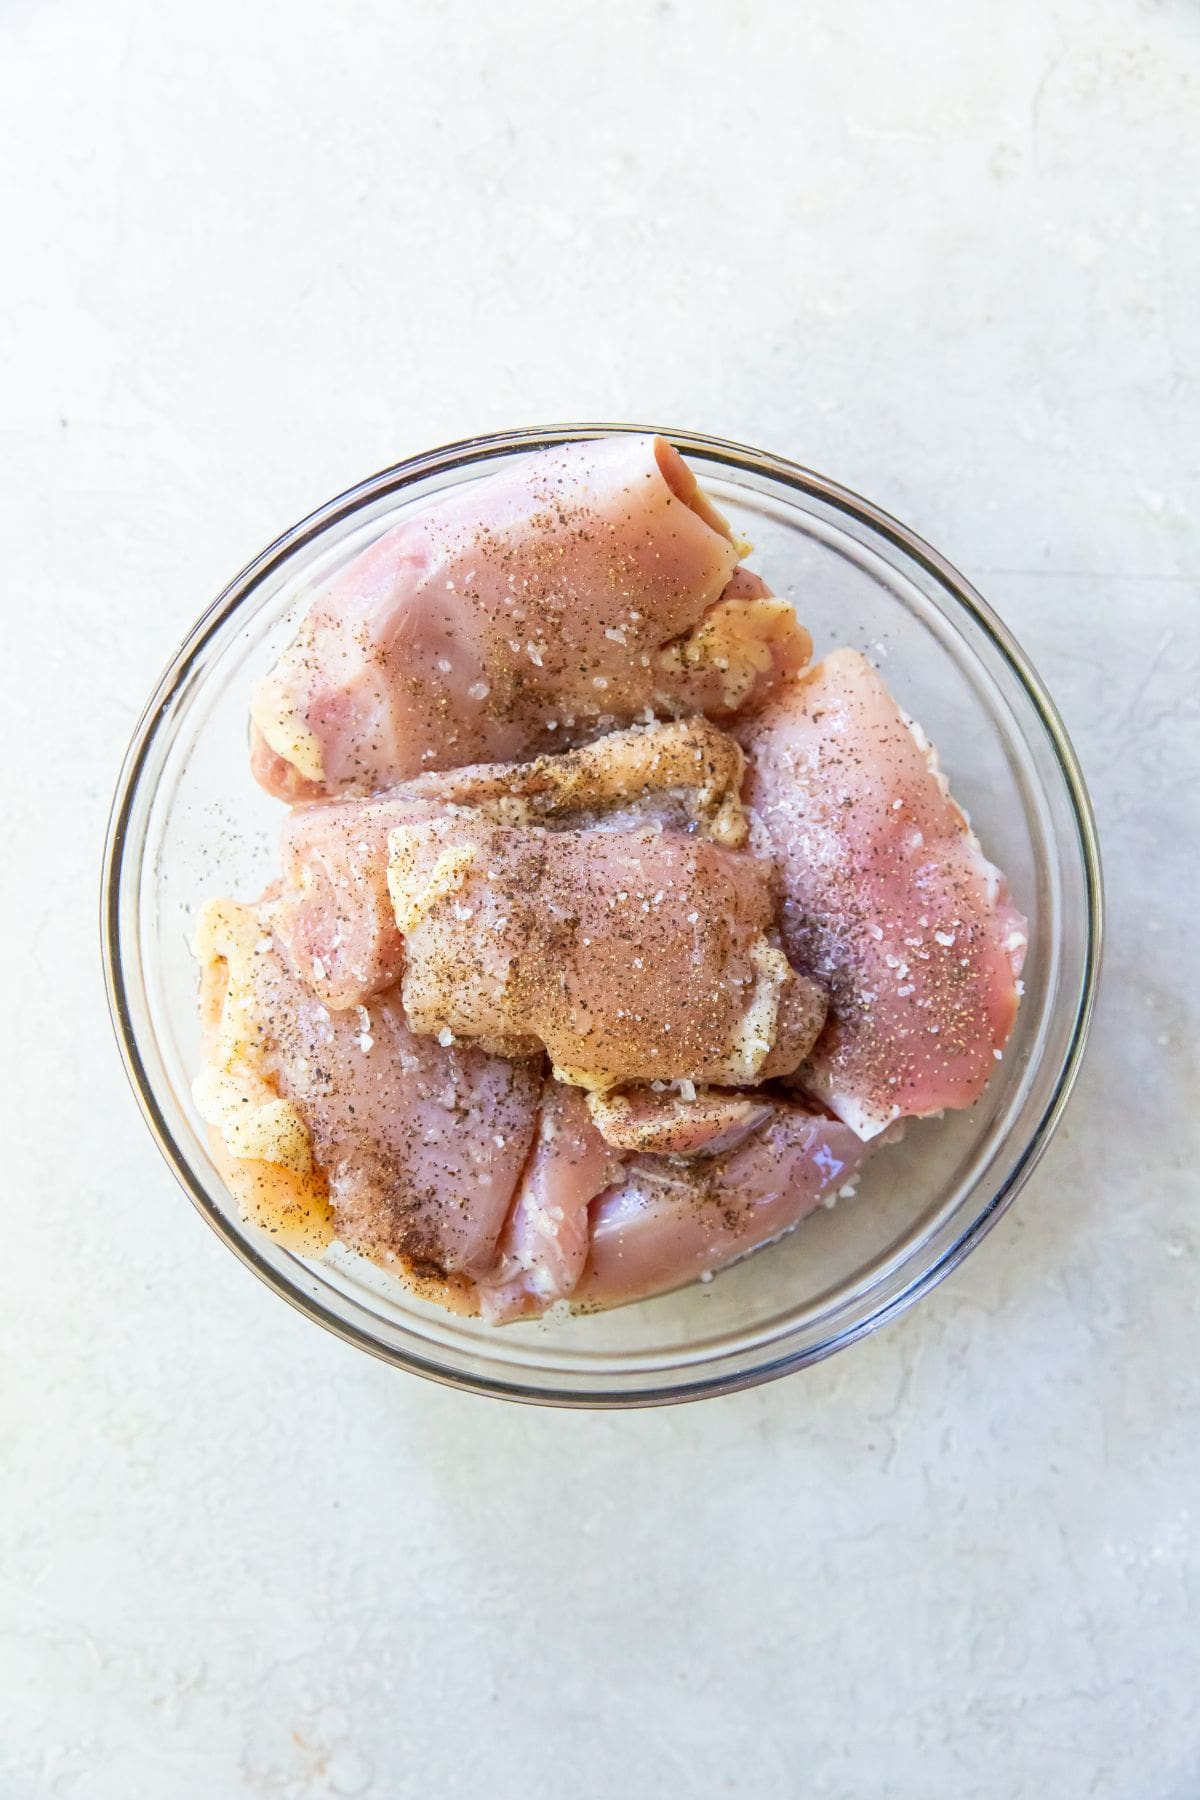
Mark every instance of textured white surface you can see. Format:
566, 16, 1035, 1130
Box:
2, 0, 1198, 1794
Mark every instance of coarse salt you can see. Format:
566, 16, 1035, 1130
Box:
437, 1027, 454, 1047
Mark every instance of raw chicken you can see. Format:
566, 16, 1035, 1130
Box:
739, 650, 1028, 1138
585, 1086, 776, 1156
270, 716, 828, 1093
273, 716, 751, 1011
192, 436, 1031, 1328
574, 1105, 869, 1309
250, 436, 810, 799
274, 799, 409, 1011
477, 1083, 621, 1324
388, 811, 822, 1089
193, 898, 542, 1292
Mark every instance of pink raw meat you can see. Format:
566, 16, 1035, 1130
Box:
388, 810, 819, 1088
585, 1085, 777, 1156
250, 436, 809, 798
245, 914, 541, 1275
477, 1083, 621, 1323
740, 650, 1027, 1138
574, 1105, 870, 1310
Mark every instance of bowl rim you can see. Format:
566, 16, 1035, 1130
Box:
100, 421, 1104, 1407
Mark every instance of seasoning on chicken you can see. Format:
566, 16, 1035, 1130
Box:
584, 1085, 776, 1157
193, 898, 541, 1296
573, 1104, 869, 1310
386, 805, 822, 1090
250, 435, 810, 799
739, 650, 1028, 1139
476, 1083, 621, 1324
272, 715, 752, 1011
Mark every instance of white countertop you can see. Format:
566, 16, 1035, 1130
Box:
3, 0, 1197, 1793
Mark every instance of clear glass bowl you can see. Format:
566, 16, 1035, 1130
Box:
102, 425, 1102, 1406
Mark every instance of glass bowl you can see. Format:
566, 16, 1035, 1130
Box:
102, 424, 1102, 1406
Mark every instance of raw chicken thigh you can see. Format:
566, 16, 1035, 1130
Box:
476, 1083, 620, 1324
193, 435, 1027, 1323
194, 897, 540, 1298
274, 715, 752, 1012
388, 808, 821, 1089
740, 650, 1028, 1138
277, 714, 826, 1092
250, 435, 810, 799
575, 1105, 869, 1310
584, 1086, 777, 1156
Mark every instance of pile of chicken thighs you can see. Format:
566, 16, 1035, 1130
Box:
194, 436, 1027, 1320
